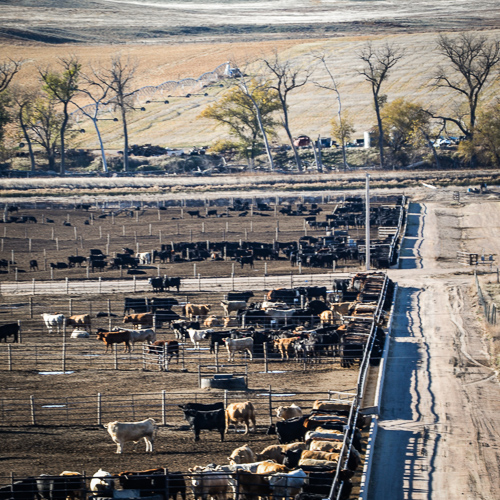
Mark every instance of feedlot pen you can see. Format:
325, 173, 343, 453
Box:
0, 195, 400, 498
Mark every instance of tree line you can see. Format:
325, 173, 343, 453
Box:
1, 32, 499, 174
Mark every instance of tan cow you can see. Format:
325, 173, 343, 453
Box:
123, 313, 153, 329
308, 440, 344, 453
276, 404, 302, 420
312, 400, 352, 412
256, 443, 306, 464
105, 418, 156, 453
204, 315, 221, 327
298, 458, 338, 468
66, 314, 92, 333
228, 444, 257, 465
300, 449, 340, 462
225, 401, 256, 434
330, 301, 353, 319
273, 337, 300, 360
320, 310, 335, 325
255, 461, 289, 475
185, 304, 211, 320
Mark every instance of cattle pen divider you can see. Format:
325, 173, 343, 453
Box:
0, 388, 354, 428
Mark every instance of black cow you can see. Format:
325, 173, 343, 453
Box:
205, 331, 232, 354
306, 300, 329, 315
67, 256, 86, 268
206, 209, 217, 217
149, 277, 164, 292
91, 260, 106, 272
36, 474, 85, 500
29, 259, 38, 271
50, 262, 68, 270
164, 277, 181, 292
149, 340, 180, 364
154, 309, 181, 326
226, 291, 254, 302
123, 297, 149, 315
178, 402, 224, 412
300, 286, 328, 302
118, 470, 186, 500
187, 210, 200, 218
267, 416, 307, 443
0, 323, 19, 343
237, 255, 254, 269
180, 408, 225, 442
0, 477, 37, 500
239, 309, 269, 328
150, 297, 179, 311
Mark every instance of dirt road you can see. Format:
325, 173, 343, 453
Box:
368, 197, 500, 499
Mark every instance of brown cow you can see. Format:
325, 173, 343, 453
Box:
300, 449, 341, 462
148, 340, 179, 363
330, 302, 353, 319
308, 440, 344, 452
66, 314, 92, 332
97, 331, 131, 353
273, 336, 300, 360
123, 313, 153, 329
225, 401, 256, 434
184, 304, 211, 319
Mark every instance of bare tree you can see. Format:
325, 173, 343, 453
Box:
40, 56, 81, 175
261, 51, 312, 172
73, 67, 116, 173
10, 84, 40, 172
313, 52, 349, 171
0, 59, 22, 94
430, 32, 500, 140
358, 42, 404, 169
92, 55, 137, 173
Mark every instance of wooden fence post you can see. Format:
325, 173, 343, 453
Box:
215, 343, 219, 373
29, 297, 33, 319
8, 344, 12, 370
62, 326, 66, 372
162, 390, 167, 426
97, 393, 102, 426
263, 342, 268, 374
30, 395, 36, 425
268, 385, 273, 426
114, 348, 118, 370
17, 319, 21, 343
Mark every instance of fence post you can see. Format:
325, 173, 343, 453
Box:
263, 342, 268, 374
162, 390, 167, 426
8, 344, 12, 371
107, 299, 112, 318
17, 319, 21, 343
32, 278, 35, 295
62, 326, 67, 372
224, 390, 228, 411
69, 298, 73, 316
133, 276, 137, 293
97, 393, 102, 426
114, 348, 118, 370
29, 297, 33, 319
268, 385, 273, 426
30, 395, 36, 425
98, 277, 102, 294
215, 343, 219, 373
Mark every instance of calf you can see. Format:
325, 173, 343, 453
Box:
105, 418, 156, 453
273, 336, 300, 360
29, 259, 38, 271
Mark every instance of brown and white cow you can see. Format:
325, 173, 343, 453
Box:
225, 401, 256, 434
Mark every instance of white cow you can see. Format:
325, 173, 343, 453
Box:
276, 403, 303, 420
188, 328, 210, 348
265, 308, 296, 325
42, 313, 65, 333
223, 337, 253, 361
90, 469, 114, 495
137, 252, 152, 265
105, 418, 156, 454
268, 469, 308, 500
188, 466, 230, 500
220, 300, 247, 317
112, 327, 156, 351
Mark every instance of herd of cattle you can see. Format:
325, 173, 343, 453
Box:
32, 275, 388, 370
4, 196, 403, 274
0, 400, 363, 500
